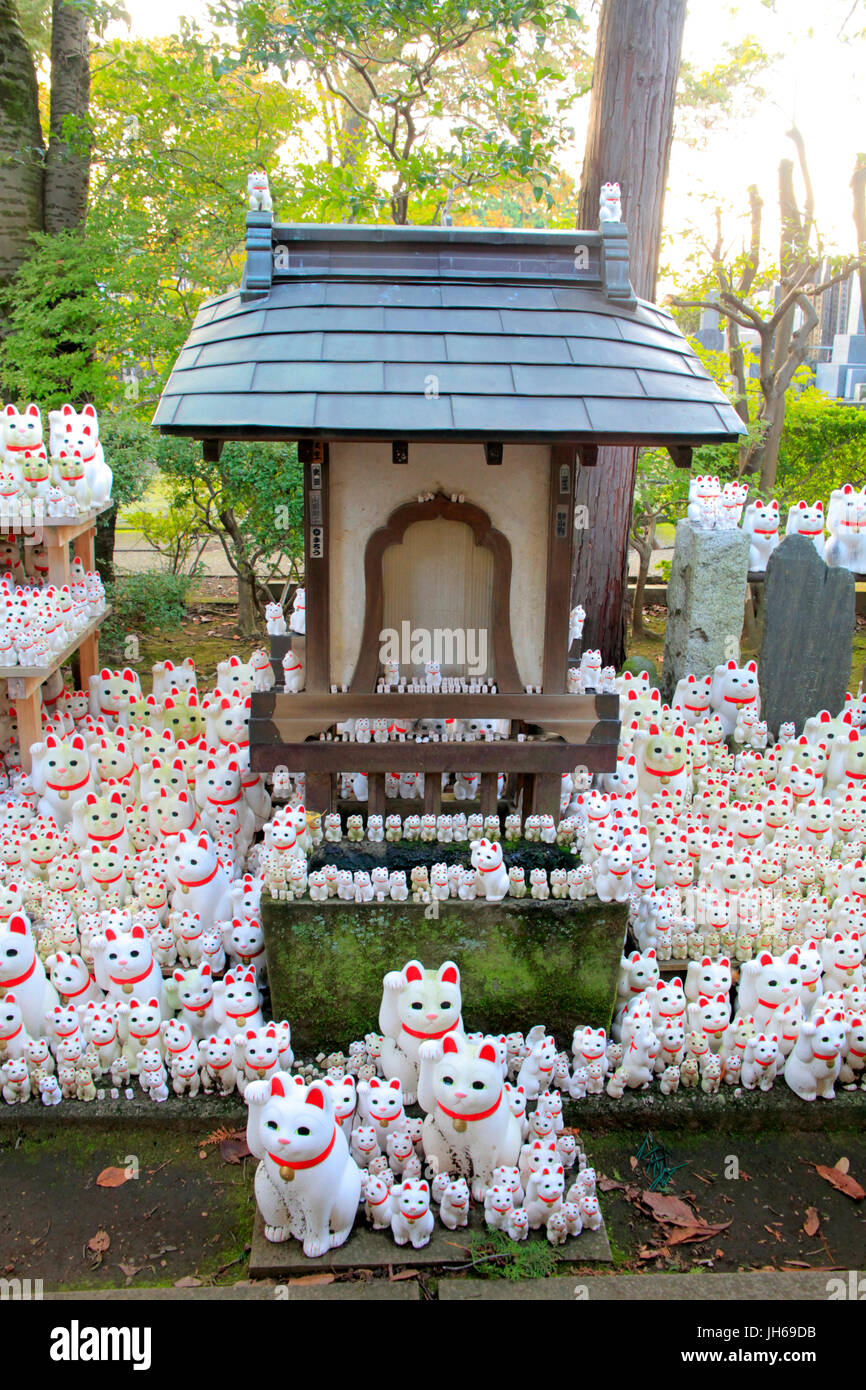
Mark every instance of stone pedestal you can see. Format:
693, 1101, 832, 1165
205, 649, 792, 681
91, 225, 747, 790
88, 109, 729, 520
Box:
758, 534, 855, 735
661, 519, 750, 702
262, 842, 627, 1050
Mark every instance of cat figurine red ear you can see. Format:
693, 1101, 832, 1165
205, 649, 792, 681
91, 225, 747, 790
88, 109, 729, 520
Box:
418, 1034, 521, 1202
246, 1077, 362, 1257
378, 960, 463, 1104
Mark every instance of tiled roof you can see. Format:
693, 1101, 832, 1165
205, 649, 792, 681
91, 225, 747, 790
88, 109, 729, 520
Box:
153, 221, 745, 444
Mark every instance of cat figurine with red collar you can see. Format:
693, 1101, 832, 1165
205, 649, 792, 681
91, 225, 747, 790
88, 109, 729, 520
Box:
213, 966, 263, 1038
357, 1075, 406, 1148
709, 660, 760, 737
378, 959, 463, 1104
0, 913, 59, 1037
784, 1009, 848, 1101
166, 829, 232, 924
786, 501, 826, 558
418, 1034, 521, 1201
246, 1074, 362, 1253
30, 733, 97, 827
48, 404, 111, 505
198, 1033, 238, 1095
91, 924, 166, 1016
390, 1179, 434, 1248
471, 838, 510, 901
742, 499, 781, 571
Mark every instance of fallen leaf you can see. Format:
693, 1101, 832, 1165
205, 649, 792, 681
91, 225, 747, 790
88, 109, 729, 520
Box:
814, 1164, 865, 1200
638, 1245, 669, 1260
390, 1269, 420, 1281
640, 1191, 696, 1226
118, 1263, 143, 1285
174, 1276, 202, 1287
803, 1207, 820, 1237
96, 1166, 131, 1188
667, 1221, 732, 1246
219, 1134, 251, 1165
715, 1249, 725, 1258
286, 1273, 335, 1287
87, 1231, 110, 1253
629, 1156, 639, 1171
834, 1157, 850, 1175
764, 1225, 782, 1243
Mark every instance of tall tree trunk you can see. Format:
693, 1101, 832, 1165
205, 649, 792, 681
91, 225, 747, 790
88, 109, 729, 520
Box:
44, 0, 91, 233
572, 0, 687, 667
0, 0, 45, 294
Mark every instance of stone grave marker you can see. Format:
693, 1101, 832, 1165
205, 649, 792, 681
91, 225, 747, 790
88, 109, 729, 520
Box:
661, 519, 750, 702
758, 534, 855, 735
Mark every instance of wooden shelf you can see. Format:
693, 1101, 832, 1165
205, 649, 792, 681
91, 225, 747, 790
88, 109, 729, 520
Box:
0, 607, 110, 693
14, 502, 112, 548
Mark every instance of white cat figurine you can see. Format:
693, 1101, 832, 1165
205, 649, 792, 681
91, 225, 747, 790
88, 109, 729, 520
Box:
246, 1075, 362, 1254
378, 959, 463, 1104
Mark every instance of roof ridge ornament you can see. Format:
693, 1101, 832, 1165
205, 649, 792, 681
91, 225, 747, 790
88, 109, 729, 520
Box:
597, 179, 637, 309
242, 171, 274, 302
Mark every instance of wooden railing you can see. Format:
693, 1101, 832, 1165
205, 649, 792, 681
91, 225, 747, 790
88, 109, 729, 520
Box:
249, 689, 620, 817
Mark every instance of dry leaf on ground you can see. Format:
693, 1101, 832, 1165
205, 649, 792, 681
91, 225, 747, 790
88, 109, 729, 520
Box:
286, 1273, 335, 1287
87, 1231, 110, 1253
640, 1191, 697, 1226
802, 1207, 820, 1237
219, 1134, 252, 1164
834, 1157, 850, 1175
814, 1165, 865, 1201
666, 1221, 732, 1246
96, 1166, 132, 1188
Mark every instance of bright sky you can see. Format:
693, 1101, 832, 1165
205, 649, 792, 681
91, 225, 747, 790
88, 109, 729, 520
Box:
115, 0, 865, 278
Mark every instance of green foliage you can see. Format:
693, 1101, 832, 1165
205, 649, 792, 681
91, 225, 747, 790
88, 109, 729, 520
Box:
83, 30, 314, 405
677, 37, 773, 147
213, 0, 591, 224
153, 435, 305, 611
0, 229, 113, 405
775, 388, 866, 507
107, 568, 194, 637
464, 1227, 559, 1280
124, 502, 209, 576
98, 411, 160, 509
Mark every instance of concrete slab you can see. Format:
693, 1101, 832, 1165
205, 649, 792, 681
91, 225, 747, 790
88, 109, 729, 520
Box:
47, 1280, 420, 1301
440, 1270, 845, 1300
249, 1205, 612, 1277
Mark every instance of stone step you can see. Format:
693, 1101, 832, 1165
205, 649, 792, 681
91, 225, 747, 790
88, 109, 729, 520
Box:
439, 1269, 844, 1300
249, 1204, 611, 1278
46, 1280, 419, 1301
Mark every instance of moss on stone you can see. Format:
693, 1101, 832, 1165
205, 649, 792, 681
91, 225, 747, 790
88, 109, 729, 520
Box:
263, 890, 627, 1051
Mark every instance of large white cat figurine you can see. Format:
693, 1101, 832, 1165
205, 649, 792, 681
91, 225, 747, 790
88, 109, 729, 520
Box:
245, 1074, 362, 1255
418, 1034, 521, 1201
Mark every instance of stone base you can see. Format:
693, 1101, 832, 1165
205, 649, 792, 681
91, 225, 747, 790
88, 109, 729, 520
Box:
661, 518, 750, 702
263, 854, 628, 1052
249, 1203, 612, 1277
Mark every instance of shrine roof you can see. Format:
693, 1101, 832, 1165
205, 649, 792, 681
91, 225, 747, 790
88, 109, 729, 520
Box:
153, 217, 745, 445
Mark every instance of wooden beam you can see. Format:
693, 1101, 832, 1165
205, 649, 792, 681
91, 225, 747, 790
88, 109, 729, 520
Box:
249, 733, 618, 775
203, 439, 223, 463
367, 772, 386, 818
577, 443, 598, 468
303, 444, 330, 693
251, 690, 619, 722
531, 773, 562, 819
480, 772, 499, 816
667, 444, 693, 470
542, 444, 576, 694
423, 775, 442, 816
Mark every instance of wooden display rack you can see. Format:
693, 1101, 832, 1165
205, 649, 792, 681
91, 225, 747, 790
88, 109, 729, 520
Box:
2, 506, 111, 773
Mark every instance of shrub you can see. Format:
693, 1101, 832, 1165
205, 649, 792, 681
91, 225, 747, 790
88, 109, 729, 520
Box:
106, 570, 194, 638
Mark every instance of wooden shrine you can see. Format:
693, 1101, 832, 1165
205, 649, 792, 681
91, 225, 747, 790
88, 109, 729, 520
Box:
154, 206, 744, 817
